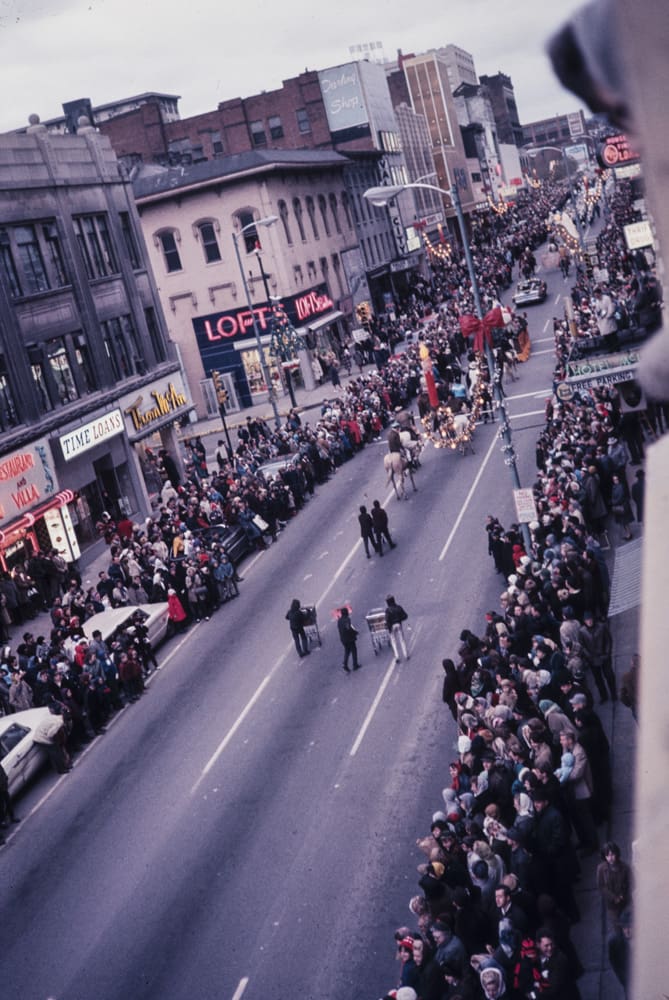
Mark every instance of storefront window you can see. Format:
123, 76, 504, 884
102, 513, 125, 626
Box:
240, 345, 280, 396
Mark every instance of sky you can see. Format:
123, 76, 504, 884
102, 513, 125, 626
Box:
0, 0, 588, 133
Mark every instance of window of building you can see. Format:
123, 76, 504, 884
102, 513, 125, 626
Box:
268, 115, 284, 140
292, 198, 306, 242
318, 195, 331, 237
278, 200, 293, 245
0, 355, 19, 430
41, 223, 68, 286
329, 193, 341, 234
471, 171, 482, 183
73, 334, 96, 393
45, 337, 78, 403
0, 229, 22, 297
305, 196, 319, 239
341, 191, 353, 229
296, 108, 311, 134
249, 120, 267, 147
144, 306, 166, 363
211, 131, 224, 155
15, 225, 49, 294
74, 214, 118, 279
119, 212, 141, 270
235, 210, 259, 254
197, 220, 222, 263
331, 253, 343, 295
293, 264, 303, 285
29, 350, 52, 413
156, 229, 182, 272
101, 317, 132, 379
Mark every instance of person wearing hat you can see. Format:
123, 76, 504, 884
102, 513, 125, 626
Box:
578, 610, 617, 703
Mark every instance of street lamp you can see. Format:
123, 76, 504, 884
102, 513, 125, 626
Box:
231, 215, 281, 429
364, 181, 532, 552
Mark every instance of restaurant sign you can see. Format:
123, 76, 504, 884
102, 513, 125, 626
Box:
0, 437, 57, 527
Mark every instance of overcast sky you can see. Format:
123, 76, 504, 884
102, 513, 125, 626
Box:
0, 0, 587, 133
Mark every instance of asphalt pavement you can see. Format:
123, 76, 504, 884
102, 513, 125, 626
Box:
2, 258, 640, 1000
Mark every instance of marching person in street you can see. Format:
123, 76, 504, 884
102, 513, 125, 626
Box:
337, 606, 361, 672
286, 598, 310, 658
358, 504, 381, 559
385, 594, 410, 663
371, 499, 397, 554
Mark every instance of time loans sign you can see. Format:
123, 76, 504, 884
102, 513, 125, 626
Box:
60, 409, 125, 461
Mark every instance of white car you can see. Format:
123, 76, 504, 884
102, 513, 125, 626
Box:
82, 603, 170, 649
0, 707, 52, 797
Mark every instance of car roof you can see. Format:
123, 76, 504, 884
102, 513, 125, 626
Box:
0, 707, 50, 735
82, 604, 163, 639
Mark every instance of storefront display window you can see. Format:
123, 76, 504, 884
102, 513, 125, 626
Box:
240, 345, 280, 396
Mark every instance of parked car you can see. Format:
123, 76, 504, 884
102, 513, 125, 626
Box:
82, 603, 169, 649
512, 278, 547, 306
256, 455, 302, 481
0, 707, 52, 797
200, 523, 252, 566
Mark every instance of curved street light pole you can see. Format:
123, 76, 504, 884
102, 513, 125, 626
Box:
364, 181, 532, 553
232, 216, 281, 429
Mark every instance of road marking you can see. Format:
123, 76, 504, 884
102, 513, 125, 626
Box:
231, 978, 249, 1000
193, 673, 275, 791
554, 293, 561, 305
506, 389, 551, 401
350, 656, 397, 757
510, 408, 548, 420
530, 348, 555, 356
192, 485, 399, 791
439, 434, 497, 562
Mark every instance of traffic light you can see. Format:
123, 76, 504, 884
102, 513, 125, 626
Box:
355, 301, 372, 326
212, 370, 228, 406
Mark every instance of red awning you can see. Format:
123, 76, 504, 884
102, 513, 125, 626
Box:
0, 489, 75, 545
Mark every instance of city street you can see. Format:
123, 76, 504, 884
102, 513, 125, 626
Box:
1, 264, 631, 1000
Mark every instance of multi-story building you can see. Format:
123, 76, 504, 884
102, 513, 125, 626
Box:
386, 49, 476, 241
437, 44, 478, 91
478, 72, 524, 147
0, 117, 188, 569
132, 149, 358, 419
521, 110, 588, 149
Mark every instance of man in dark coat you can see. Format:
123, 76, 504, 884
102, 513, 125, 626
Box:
358, 505, 380, 559
534, 929, 582, 999
371, 499, 396, 553
337, 607, 360, 672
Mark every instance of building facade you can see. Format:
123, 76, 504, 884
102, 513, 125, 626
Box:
132, 149, 357, 420
0, 119, 188, 570
478, 72, 524, 147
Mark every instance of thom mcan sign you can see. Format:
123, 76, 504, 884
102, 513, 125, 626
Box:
124, 382, 187, 432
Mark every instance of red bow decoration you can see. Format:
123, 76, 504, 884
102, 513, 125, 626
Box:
459, 306, 504, 353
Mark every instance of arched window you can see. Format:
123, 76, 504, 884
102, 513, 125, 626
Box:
234, 209, 259, 253
292, 198, 306, 242
305, 196, 319, 240
318, 195, 331, 237
342, 190, 355, 227
194, 219, 221, 263
329, 193, 341, 234
278, 200, 293, 245
154, 228, 182, 273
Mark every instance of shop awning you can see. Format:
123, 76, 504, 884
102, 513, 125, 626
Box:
305, 310, 344, 333
0, 489, 76, 544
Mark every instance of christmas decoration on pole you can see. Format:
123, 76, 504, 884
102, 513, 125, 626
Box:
268, 297, 306, 409
268, 298, 306, 362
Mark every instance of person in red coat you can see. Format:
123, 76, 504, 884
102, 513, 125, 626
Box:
167, 588, 188, 633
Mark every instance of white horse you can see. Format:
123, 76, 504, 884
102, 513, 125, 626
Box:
384, 451, 417, 500
452, 412, 475, 456
398, 429, 423, 469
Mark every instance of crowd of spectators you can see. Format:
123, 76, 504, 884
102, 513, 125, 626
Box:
378, 179, 657, 1000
